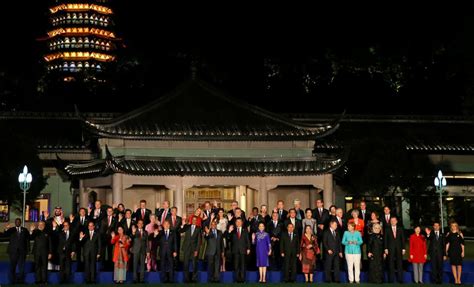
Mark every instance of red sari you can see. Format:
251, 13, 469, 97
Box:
300, 234, 319, 274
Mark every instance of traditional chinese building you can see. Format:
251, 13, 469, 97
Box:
62, 78, 344, 216
42, 0, 117, 79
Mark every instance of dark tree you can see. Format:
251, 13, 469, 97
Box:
340, 138, 439, 226
0, 134, 47, 211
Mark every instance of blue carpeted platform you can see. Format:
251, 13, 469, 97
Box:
0, 261, 473, 284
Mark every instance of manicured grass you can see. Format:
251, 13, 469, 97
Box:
2, 284, 464, 287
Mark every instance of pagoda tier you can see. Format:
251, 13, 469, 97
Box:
43, 0, 117, 75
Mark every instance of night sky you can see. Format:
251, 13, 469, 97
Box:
1, 2, 473, 115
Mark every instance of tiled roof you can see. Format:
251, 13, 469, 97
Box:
83, 79, 339, 141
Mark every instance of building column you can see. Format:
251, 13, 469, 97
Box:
323, 173, 334, 209
238, 185, 247, 213
174, 178, 184, 217
112, 173, 123, 205
246, 186, 255, 211
258, 177, 269, 207
79, 179, 88, 208
309, 186, 319, 209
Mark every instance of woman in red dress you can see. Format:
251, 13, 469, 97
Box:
300, 225, 319, 283
111, 226, 131, 284
187, 208, 204, 227
348, 209, 365, 237
409, 226, 427, 283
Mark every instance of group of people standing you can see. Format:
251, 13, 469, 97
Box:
3, 198, 466, 284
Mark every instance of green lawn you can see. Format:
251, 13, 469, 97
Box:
1, 284, 465, 287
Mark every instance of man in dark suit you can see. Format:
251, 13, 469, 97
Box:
228, 218, 250, 283
4, 218, 29, 284
30, 221, 52, 284
169, 206, 182, 266
274, 200, 288, 223
267, 212, 283, 270
313, 199, 330, 242
382, 205, 394, 232
334, 208, 347, 235
202, 201, 217, 227
100, 207, 117, 271
181, 216, 202, 282
120, 209, 134, 236
227, 200, 246, 220
134, 200, 152, 225
73, 207, 89, 271
89, 200, 105, 227
284, 208, 303, 236
158, 220, 178, 283
426, 222, 445, 284
359, 201, 370, 224
280, 223, 300, 282
58, 220, 75, 283
79, 221, 101, 284
156, 200, 171, 226
204, 220, 224, 283
384, 216, 405, 283
323, 220, 343, 283
130, 219, 149, 283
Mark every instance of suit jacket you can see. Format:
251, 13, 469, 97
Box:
359, 209, 371, 223
80, 230, 101, 256
313, 208, 330, 228
31, 229, 52, 256
169, 215, 182, 233
280, 232, 300, 256
158, 229, 177, 255
120, 218, 134, 236
426, 231, 445, 257
5, 226, 29, 255
181, 224, 201, 254
72, 216, 90, 235
202, 208, 217, 227
384, 225, 405, 254
134, 208, 152, 225
90, 207, 105, 224
58, 229, 75, 256
276, 209, 288, 222
205, 229, 224, 256
130, 229, 149, 255
228, 227, 250, 255
323, 229, 342, 254
156, 208, 172, 224
266, 220, 283, 240
284, 218, 303, 236
332, 216, 347, 235
100, 215, 117, 237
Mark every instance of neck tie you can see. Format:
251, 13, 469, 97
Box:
237, 228, 241, 239
166, 230, 169, 240
90, 231, 93, 240
436, 231, 439, 240
109, 216, 112, 226
191, 225, 195, 236
332, 230, 335, 238
66, 231, 69, 240
172, 216, 176, 227
319, 208, 322, 217
393, 227, 396, 238
338, 217, 342, 226
290, 233, 293, 241
386, 215, 389, 223
142, 209, 145, 219
362, 211, 365, 220
81, 217, 84, 225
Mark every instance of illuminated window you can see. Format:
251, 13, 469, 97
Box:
0, 201, 9, 222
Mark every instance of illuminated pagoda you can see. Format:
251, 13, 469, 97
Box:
42, 0, 117, 79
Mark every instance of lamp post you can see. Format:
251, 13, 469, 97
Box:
18, 165, 32, 227
434, 170, 447, 234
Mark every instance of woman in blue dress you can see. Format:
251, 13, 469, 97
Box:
252, 222, 271, 283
